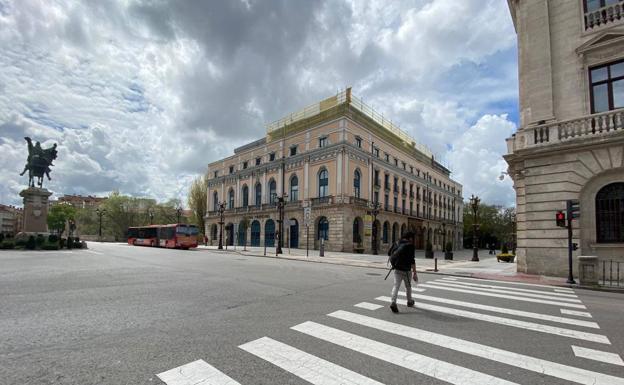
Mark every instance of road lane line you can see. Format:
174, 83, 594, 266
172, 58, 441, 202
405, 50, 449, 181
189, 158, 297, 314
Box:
239, 337, 384, 385
428, 281, 582, 303
561, 309, 593, 318
572, 346, 624, 366
393, 292, 599, 328
452, 276, 574, 290
375, 296, 610, 344
417, 283, 587, 309
354, 302, 383, 310
555, 289, 575, 293
157, 359, 241, 385
291, 321, 519, 385
328, 310, 624, 385
438, 278, 578, 298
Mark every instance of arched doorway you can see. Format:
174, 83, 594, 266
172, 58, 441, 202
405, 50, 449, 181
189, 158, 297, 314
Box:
250, 220, 261, 246
237, 221, 247, 246
225, 223, 234, 246
317, 216, 329, 248
210, 224, 217, 244
392, 222, 399, 243
353, 217, 363, 244
289, 218, 299, 248
265, 219, 275, 247
596, 182, 624, 243
400, 223, 407, 237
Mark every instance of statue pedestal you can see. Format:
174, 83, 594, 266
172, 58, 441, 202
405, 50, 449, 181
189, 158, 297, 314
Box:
19, 187, 53, 233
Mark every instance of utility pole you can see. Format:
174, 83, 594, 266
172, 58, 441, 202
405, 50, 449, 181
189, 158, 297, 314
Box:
96, 208, 106, 241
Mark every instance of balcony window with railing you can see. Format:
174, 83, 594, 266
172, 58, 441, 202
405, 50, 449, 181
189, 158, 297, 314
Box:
584, 0, 624, 30
590, 59, 624, 113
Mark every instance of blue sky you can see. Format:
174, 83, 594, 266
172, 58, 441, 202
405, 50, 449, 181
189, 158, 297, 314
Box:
0, 0, 518, 207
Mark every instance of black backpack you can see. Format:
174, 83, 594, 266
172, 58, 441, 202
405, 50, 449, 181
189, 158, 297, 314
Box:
388, 243, 404, 269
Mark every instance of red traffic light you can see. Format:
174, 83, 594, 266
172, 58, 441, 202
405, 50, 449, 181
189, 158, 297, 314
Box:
556, 211, 566, 227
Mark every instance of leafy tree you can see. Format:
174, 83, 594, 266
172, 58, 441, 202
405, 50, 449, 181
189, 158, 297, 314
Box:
188, 175, 207, 235
463, 203, 516, 249
47, 203, 76, 236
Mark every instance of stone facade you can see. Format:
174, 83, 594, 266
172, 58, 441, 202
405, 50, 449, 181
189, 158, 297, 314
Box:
505, 0, 624, 276
205, 89, 464, 254
0, 204, 23, 236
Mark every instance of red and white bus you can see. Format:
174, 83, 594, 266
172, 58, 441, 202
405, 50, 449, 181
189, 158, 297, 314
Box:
127, 224, 199, 249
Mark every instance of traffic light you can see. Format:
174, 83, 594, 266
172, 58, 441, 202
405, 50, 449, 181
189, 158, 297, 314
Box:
572, 243, 578, 251
567, 199, 580, 219
556, 211, 566, 227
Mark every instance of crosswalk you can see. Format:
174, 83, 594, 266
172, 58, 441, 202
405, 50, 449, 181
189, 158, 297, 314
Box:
155, 276, 624, 385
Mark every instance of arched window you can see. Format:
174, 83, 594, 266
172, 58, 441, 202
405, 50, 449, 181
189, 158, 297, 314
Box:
354, 170, 361, 198
255, 183, 262, 207
269, 179, 277, 204
318, 216, 329, 240
242, 185, 249, 208
383, 221, 389, 243
265, 219, 275, 247
318, 169, 328, 198
596, 182, 624, 243
228, 189, 235, 209
290, 175, 299, 202
392, 222, 399, 243
213, 191, 219, 211
353, 217, 362, 244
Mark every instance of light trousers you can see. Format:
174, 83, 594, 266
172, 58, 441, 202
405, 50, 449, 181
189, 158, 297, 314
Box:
391, 269, 412, 304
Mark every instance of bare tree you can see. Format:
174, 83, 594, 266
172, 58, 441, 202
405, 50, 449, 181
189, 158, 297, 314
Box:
188, 174, 208, 237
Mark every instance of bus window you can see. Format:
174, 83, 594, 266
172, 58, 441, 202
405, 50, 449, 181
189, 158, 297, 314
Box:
188, 226, 199, 235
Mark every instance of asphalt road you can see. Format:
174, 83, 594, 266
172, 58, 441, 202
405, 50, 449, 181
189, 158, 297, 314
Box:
1, 243, 623, 385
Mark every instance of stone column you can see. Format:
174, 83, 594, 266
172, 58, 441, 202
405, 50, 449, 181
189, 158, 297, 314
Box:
19, 187, 53, 233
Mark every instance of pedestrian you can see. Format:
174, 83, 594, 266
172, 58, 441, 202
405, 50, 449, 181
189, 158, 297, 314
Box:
388, 231, 418, 313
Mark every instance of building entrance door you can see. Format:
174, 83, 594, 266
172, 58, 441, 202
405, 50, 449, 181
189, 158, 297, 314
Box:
290, 219, 299, 248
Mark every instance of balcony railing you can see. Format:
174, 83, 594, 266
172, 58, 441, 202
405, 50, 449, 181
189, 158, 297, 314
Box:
311, 196, 333, 206
585, 1, 624, 30
507, 108, 624, 153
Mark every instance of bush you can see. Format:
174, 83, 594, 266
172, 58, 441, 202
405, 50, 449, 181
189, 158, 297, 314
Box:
496, 253, 515, 263
36, 234, 45, 248
26, 236, 36, 250
48, 234, 59, 243
60, 238, 66, 248
0, 233, 4, 243
15, 238, 27, 248
42, 242, 60, 250
1, 241, 15, 249
501, 244, 509, 254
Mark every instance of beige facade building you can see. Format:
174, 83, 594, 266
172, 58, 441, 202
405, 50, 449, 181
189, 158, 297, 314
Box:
505, 0, 624, 276
205, 89, 463, 254
0, 204, 23, 236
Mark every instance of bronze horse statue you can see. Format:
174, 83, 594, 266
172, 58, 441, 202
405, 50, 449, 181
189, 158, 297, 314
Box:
19, 137, 58, 188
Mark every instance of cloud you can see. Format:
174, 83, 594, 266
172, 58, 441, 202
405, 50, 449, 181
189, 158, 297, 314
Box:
0, 0, 518, 207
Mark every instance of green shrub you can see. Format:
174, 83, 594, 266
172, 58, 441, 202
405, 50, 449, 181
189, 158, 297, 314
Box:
26, 236, 36, 250
48, 234, 59, 243
42, 242, 60, 250
36, 234, 45, 248
501, 244, 509, 254
1, 241, 15, 249
0, 233, 4, 243
15, 238, 27, 248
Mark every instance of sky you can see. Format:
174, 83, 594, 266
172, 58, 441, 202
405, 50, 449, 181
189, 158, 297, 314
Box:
0, 0, 518, 208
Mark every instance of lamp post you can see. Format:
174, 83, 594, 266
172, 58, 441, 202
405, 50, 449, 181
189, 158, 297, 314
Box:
442, 221, 446, 250
369, 201, 381, 255
148, 208, 154, 225
276, 194, 287, 255
176, 207, 183, 224
95, 208, 106, 241
217, 202, 225, 250
469, 194, 480, 262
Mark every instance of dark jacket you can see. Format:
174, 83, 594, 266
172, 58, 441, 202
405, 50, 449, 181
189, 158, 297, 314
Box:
392, 239, 415, 271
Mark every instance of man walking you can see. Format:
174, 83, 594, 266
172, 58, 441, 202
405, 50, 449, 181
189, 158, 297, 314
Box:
389, 231, 418, 313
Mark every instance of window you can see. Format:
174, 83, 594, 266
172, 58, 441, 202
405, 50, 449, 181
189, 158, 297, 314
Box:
410, 166, 413, 174
402, 161, 406, 170
394, 158, 398, 166
269, 179, 277, 204
319, 136, 328, 148
213, 191, 219, 211
353, 218, 362, 244
255, 183, 262, 206
290, 175, 299, 201
355, 137, 362, 148
229, 165, 234, 174
318, 217, 329, 240
354, 170, 361, 198
382, 222, 389, 243
590, 59, 624, 113
255, 157, 261, 166
290, 146, 297, 156
384, 153, 389, 162
384, 193, 389, 211
242, 185, 249, 207
243, 161, 248, 169
228, 189, 234, 209
596, 182, 624, 243
269, 152, 276, 161
213, 171, 218, 178
374, 148, 379, 158
384, 174, 390, 190
374, 169, 380, 186
584, 0, 620, 12
318, 169, 328, 197
393, 196, 398, 211
374, 191, 379, 204
393, 177, 398, 192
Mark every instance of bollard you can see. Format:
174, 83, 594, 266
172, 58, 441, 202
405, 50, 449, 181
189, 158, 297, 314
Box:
320, 238, 325, 257
434, 257, 438, 272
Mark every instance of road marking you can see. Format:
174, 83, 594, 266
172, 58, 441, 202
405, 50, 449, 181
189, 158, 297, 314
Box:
354, 302, 383, 310
561, 309, 593, 318
376, 296, 610, 344
555, 289, 575, 293
239, 337, 384, 385
417, 283, 587, 309
393, 292, 599, 329
292, 321, 519, 385
157, 359, 241, 385
428, 281, 582, 303
438, 278, 578, 298
328, 310, 624, 385
411, 287, 426, 292
452, 276, 574, 290
572, 346, 624, 366
83, 250, 103, 255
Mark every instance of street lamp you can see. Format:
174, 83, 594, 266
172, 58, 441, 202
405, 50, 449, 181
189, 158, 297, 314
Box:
369, 201, 381, 255
276, 194, 287, 255
147, 208, 154, 225
176, 206, 183, 223
217, 202, 225, 250
95, 208, 106, 241
442, 221, 446, 250
469, 194, 481, 262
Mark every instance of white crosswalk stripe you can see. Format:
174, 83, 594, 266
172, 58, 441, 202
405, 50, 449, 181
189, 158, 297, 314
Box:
561, 309, 593, 318
354, 302, 383, 310
239, 337, 385, 385
157, 359, 241, 385
572, 346, 624, 366
291, 321, 520, 385
438, 278, 579, 298
418, 282, 588, 308
451, 276, 576, 290
376, 296, 610, 344
428, 280, 583, 302
393, 291, 600, 328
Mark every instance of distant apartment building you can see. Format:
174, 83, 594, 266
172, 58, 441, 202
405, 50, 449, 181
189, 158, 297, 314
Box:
0, 204, 23, 236
205, 89, 464, 253
505, 0, 624, 276
54, 194, 107, 209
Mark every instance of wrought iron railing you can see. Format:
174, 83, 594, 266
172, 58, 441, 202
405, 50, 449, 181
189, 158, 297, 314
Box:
585, 1, 624, 30
600, 260, 622, 287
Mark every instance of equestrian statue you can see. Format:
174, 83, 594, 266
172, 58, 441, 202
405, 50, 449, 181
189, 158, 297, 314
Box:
19, 137, 58, 188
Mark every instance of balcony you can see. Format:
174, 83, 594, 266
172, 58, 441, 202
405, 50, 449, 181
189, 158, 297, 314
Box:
311, 196, 333, 206
585, 1, 624, 31
506, 108, 624, 153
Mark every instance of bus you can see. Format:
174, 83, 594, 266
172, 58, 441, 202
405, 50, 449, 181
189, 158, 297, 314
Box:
127, 224, 199, 249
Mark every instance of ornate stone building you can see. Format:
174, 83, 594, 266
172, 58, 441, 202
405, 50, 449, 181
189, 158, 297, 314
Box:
505, 0, 624, 276
205, 89, 463, 254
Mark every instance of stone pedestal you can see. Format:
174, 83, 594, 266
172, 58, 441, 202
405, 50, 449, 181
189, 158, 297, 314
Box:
578, 256, 599, 286
19, 187, 53, 233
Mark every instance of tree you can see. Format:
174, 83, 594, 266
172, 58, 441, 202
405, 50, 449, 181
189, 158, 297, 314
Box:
188, 175, 207, 236
463, 203, 516, 249
47, 203, 76, 236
